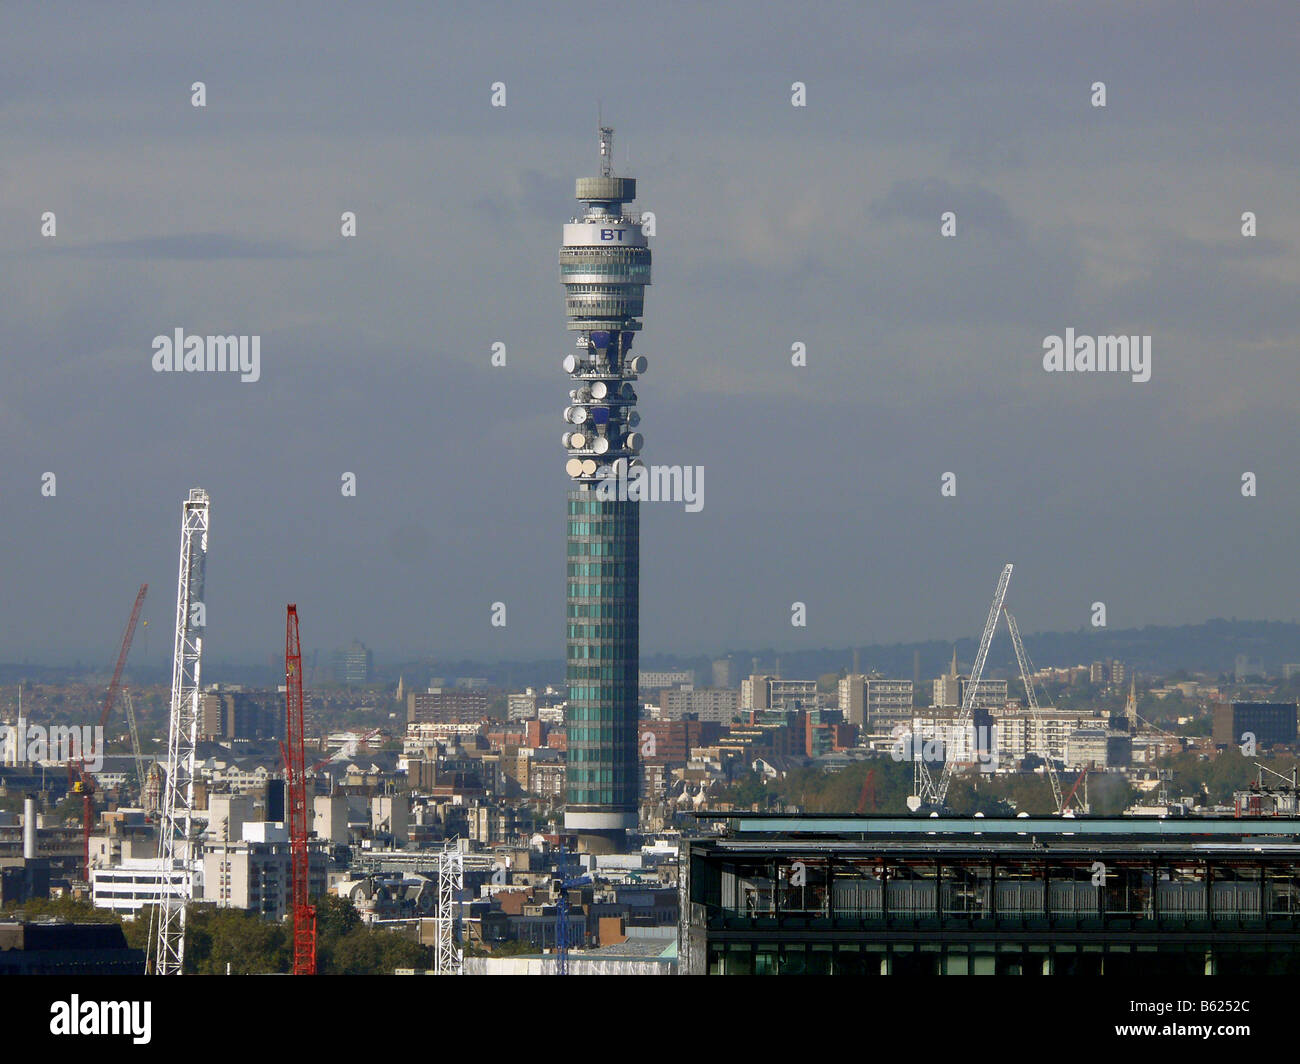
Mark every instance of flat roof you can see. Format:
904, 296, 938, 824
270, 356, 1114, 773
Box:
708, 815, 1300, 840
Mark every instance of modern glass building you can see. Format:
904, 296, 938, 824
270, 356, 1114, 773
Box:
560, 128, 651, 853
680, 815, 1300, 974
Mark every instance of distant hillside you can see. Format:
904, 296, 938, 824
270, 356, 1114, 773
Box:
3, 619, 1298, 691
694, 619, 1300, 684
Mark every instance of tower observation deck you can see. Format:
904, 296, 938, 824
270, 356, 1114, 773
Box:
561, 127, 651, 852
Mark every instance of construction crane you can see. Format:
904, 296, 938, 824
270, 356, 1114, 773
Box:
553, 847, 591, 976
1003, 608, 1065, 813
913, 564, 1013, 811
121, 688, 147, 795
1063, 763, 1091, 813
434, 846, 465, 975
150, 488, 210, 976
855, 768, 877, 814
68, 583, 148, 881
282, 605, 316, 975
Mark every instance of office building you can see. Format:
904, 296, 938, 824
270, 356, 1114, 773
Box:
680, 815, 1300, 975
1213, 702, 1298, 749
407, 688, 489, 725
839, 674, 913, 728
660, 687, 740, 724
333, 640, 374, 685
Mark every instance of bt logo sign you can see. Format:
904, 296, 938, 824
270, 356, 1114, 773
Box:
599, 228, 627, 241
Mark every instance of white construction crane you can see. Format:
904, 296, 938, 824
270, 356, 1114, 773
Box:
1003, 608, 1065, 813
149, 488, 210, 976
913, 564, 1013, 810
121, 688, 147, 795
434, 846, 465, 975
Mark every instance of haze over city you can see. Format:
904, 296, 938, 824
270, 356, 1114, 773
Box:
2, 1, 1297, 666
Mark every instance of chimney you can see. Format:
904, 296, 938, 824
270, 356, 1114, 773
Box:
23, 796, 37, 859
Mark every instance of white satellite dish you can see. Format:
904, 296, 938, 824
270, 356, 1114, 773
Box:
593, 436, 610, 454
580, 458, 597, 475
571, 407, 588, 425
565, 459, 583, 478
629, 355, 648, 373
570, 432, 587, 449
562, 432, 573, 448
625, 431, 643, 452
590, 381, 608, 399
562, 354, 577, 374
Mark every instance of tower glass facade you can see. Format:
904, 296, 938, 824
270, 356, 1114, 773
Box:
560, 128, 650, 850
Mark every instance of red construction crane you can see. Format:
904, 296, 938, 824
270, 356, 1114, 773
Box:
282, 605, 317, 975
69, 583, 148, 882
855, 768, 877, 815
1063, 763, 1091, 813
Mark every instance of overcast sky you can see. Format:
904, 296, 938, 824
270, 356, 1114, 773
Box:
1, 2, 1297, 668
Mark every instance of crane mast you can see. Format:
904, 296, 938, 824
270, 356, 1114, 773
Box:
150, 488, 209, 976
434, 846, 464, 975
122, 688, 147, 794
283, 605, 317, 975
69, 583, 148, 882
914, 564, 1013, 810
102, 584, 148, 734
1004, 607, 1064, 813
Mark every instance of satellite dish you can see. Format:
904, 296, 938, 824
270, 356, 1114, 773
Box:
562, 432, 573, 448
562, 354, 577, 374
590, 381, 608, 399
627, 412, 641, 427
576, 388, 591, 402
629, 355, 648, 373
565, 459, 583, 478
620, 384, 636, 400
570, 432, 587, 449
580, 458, 597, 475
571, 407, 588, 425
625, 431, 643, 453
592, 436, 610, 454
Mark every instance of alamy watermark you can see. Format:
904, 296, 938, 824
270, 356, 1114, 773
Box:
891, 722, 1001, 773
1042, 329, 1151, 383
595, 463, 704, 512
151, 328, 261, 383
1, 723, 103, 770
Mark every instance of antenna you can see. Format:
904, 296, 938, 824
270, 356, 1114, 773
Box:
599, 124, 614, 177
